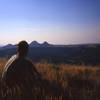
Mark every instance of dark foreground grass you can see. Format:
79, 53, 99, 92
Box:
0, 59, 100, 100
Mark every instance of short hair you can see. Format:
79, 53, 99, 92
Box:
17, 41, 29, 55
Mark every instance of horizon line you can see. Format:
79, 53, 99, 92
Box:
0, 41, 100, 47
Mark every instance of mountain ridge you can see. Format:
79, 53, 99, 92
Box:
0, 41, 100, 49
0, 41, 53, 49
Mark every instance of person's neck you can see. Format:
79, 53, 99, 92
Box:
17, 53, 26, 58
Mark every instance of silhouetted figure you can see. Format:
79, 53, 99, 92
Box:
1, 41, 41, 100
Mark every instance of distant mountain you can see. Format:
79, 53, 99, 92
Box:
30, 41, 40, 47
0, 41, 53, 50
41, 41, 53, 47
29, 41, 53, 47
2, 44, 17, 49
0, 41, 100, 50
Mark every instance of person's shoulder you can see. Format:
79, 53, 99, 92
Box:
2, 55, 17, 77
9, 55, 17, 62
5, 55, 17, 66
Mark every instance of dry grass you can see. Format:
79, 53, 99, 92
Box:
0, 59, 100, 100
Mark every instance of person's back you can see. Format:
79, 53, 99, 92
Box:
1, 41, 41, 99
2, 55, 37, 85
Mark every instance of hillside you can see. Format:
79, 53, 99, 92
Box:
0, 59, 100, 100
0, 45, 100, 65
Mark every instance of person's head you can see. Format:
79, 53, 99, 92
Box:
17, 41, 29, 56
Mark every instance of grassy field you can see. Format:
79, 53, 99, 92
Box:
0, 59, 100, 100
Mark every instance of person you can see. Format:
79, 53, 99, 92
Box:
1, 41, 41, 99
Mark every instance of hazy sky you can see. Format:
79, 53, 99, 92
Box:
0, 0, 100, 45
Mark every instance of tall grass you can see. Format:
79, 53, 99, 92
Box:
0, 59, 100, 100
